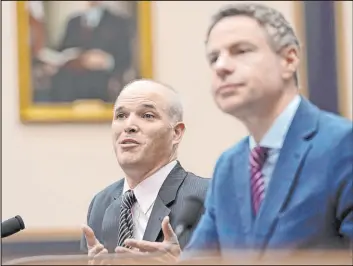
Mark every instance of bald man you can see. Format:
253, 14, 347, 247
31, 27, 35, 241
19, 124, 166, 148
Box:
80, 79, 209, 258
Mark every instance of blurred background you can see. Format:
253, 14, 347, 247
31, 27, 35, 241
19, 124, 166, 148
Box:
1, 0, 352, 262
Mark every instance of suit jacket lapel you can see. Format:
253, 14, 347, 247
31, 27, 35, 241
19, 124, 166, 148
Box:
101, 182, 124, 252
232, 142, 255, 238
143, 161, 187, 242
253, 98, 319, 249
142, 195, 171, 242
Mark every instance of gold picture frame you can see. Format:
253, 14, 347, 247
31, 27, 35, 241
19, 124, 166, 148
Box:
17, 1, 153, 123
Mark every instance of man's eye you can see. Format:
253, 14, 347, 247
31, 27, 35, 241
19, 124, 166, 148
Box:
116, 113, 126, 119
235, 47, 253, 55
239, 48, 253, 54
143, 113, 155, 119
208, 55, 218, 65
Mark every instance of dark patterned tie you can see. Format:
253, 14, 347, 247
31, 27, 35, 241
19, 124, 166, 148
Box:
250, 146, 269, 215
118, 190, 137, 248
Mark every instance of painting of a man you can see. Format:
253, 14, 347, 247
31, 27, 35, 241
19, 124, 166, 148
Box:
32, 1, 137, 103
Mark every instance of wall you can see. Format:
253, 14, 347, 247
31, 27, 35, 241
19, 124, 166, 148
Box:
2, 1, 352, 231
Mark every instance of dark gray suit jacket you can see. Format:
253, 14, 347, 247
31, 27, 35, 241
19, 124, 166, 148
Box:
80, 161, 209, 253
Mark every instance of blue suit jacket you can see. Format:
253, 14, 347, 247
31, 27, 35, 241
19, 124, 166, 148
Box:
184, 98, 353, 259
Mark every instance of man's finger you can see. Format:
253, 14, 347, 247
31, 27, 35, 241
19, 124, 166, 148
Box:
161, 216, 178, 243
89, 248, 108, 266
115, 246, 142, 255
81, 224, 98, 248
88, 243, 105, 258
124, 239, 162, 253
94, 248, 108, 257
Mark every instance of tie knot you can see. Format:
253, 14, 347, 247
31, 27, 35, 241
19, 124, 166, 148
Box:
253, 146, 268, 156
122, 190, 137, 210
250, 146, 269, 169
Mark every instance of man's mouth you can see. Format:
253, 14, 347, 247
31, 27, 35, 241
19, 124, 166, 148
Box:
217, 83, 244, 96
119, 139, 140, 148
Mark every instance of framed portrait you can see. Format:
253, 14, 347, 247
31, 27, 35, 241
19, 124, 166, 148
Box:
17, 1, 153, 123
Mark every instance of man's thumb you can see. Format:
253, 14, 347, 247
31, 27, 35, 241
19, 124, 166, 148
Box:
81, 224, 98, 247
161, 216, 177, 243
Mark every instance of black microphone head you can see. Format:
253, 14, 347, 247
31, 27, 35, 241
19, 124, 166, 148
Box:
177, 195, 204, 228
1, 215, 25, 238
15, 215, 25, 229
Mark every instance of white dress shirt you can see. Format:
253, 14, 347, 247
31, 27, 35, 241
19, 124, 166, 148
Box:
248, 95, 301, 193
122, 160, 177, 240
83, 6, 104, 28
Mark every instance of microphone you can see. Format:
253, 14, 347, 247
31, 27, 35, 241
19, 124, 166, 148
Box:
1, 215, 25, 238
175, 195, 204, 239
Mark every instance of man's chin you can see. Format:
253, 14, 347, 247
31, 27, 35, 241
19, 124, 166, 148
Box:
218, 101, 245, 116
118, 155, 142, 167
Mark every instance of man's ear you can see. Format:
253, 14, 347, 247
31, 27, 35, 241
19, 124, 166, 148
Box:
172, 122, 186, 145
280, 45, 300, 81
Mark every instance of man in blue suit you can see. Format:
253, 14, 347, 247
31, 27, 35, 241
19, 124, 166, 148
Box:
181, 2, 353, 260
113, 2, 352, 263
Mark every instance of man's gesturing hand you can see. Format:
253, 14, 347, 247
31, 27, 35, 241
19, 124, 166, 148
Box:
82, 224, 108, 259
115, 216, 181, 262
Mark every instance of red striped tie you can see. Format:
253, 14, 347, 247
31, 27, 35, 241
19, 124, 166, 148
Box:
250, 146, 269, 215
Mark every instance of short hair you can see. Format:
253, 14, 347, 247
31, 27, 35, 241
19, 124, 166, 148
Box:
161, 83, 184, 124
205, 3, 300, 85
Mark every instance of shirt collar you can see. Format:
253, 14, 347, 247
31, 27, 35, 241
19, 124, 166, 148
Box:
84, 6, 104, 27
123, 160, 177, 214
249, 95, 301, 150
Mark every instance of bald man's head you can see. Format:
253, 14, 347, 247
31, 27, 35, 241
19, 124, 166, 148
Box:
117, 79, 183, 124
111, 79, 186, 180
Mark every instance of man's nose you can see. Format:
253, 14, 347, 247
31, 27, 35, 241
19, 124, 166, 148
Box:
124, 126, 138, 134
124, 116, 139, 133
214, 55, 234, 79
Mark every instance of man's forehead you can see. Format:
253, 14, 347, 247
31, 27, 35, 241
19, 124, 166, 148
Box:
114, 102, 159, 113
115, 95, 159, 110
116, 96, 168, 113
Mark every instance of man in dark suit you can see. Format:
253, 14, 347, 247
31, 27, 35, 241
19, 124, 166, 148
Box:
50, 1, 133, 102
123, 3, 352, 263
80, 79, 209, 258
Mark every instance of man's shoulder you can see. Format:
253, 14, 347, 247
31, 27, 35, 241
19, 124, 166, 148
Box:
216, 137, 249, 166
104, 9, 130, 24
296, 98, 352, 142
302, 106, 352, 156
93, 179, 124, 203
174, 166, 210, 200
65, 12, 82, 25
318, 109, 352, 138
183, 171, 210, 189
315, 110, 353, 162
